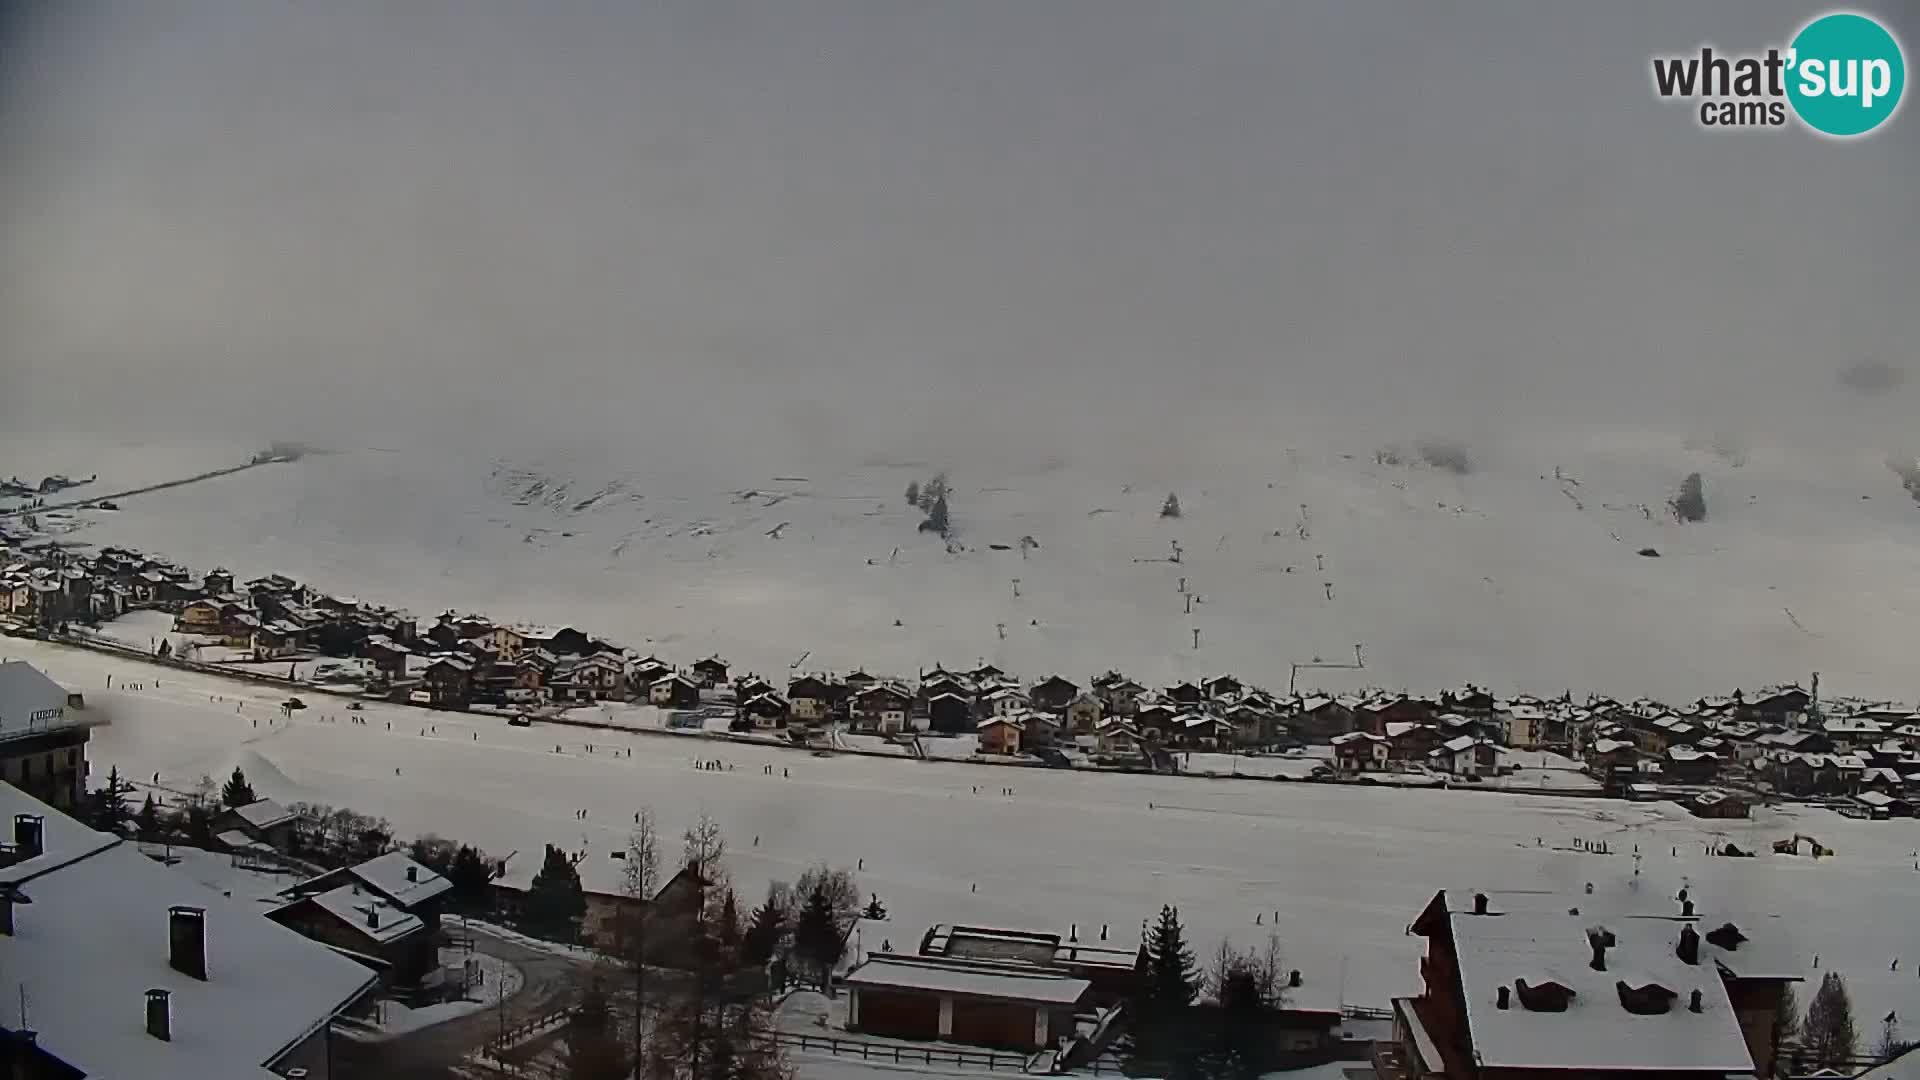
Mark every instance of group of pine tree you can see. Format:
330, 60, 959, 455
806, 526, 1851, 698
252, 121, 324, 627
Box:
1129, 905, 1301, 1080
561, 810, 868, 1080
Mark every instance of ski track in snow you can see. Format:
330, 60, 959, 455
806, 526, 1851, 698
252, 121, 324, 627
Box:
15, 639, 1920, 1026
11, 433, 1920, 702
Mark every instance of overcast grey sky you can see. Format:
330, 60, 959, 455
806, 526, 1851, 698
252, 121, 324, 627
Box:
3, 1, 1914, 468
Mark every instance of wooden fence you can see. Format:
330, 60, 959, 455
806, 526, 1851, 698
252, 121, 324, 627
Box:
763, 1030, 1043, 1072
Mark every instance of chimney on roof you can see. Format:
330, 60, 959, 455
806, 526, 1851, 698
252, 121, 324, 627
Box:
366, 905, 380, 929
1496, 986, 1511, 1010
168, 906, 208, 980
1677, 925, 1701, 965
1069, 923, 1077, 942
0, 890, 16, 936
1288, 969, 1302, 988
1472, 892, 1489, 915
1588, 928, 1615, 972
1682, 898, 1696, 918
1689, 989, 1704, 1014
406, 865, 418, 883
13, 815, 43, 860
1100, 924, 1108, 941
145, 989, 172, 1042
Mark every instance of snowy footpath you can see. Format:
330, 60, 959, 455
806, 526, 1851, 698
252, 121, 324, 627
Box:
12, 636, 1920, 1028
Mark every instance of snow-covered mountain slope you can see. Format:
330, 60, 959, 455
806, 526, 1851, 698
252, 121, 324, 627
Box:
19, 422, 1920, 702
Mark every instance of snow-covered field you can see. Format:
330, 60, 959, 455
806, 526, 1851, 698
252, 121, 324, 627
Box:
14, 422, 1920, 704
16, 638, 1920, 1027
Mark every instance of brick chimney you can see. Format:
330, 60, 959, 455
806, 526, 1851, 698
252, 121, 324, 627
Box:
145, 989, 172, 1041
168, 906, 208, 980
405, 865, 417, 883
1496, 985, 1511, 1010
1588, 928, 1614, 972
1677, 925, 1701, 965
1473, 892, 1489, 915
1688, 989, 1704, 1013
13, 815, 43, 860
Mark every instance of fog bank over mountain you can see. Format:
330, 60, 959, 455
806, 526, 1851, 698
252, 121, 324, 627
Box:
3, 3, 1918, 697
4, 1, 1914, 463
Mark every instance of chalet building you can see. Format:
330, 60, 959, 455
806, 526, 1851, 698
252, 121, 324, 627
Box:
1332, 732, 1389, 772
214, 798, 297, 851
1166, 681, 1204, 707
363, 635, 413, 681
734, 675, 778, 702
1174, 713, 1232, 750
851, 683, 914, 734
1026, 675, 1079, 713
844, 669, 880, 693
967, 663, 1005, 684
691, 656, 730, 687
551, 653, 628, 702
203, 567, 235, 595
918, 923, 1138, 1005
788, 676, 834, 724
1091, 672, 1147, 715
919, 675, 973, 705
1502, 703, 1551, 748
1063, 693, 1103, 736
252, 621, 304, 660
277, 852, 453, 987
845, 953, 1090, 1050
1661, 746, 1722, 784
1358, 696, 1440, 736
1739, 686, 1811, 726
0, 785, 379, 1080
1094, 718, 1142, 756
650, 673, 703, 709
1225, 703, 1274, 747
1288, 696, 1356, 742
1429, 736, 1497, 778
1385, 722, 1443, 762
267, 885, 428, 987
740, 692, 790, 730
1389, 888, 1800, 1080
1204, 674, 1243, 701
420, 656, 475, 710
1133, 703, 1177, 744
927, 692, 976, 735
0, 662, 89, 812
175, 598, 225, 634
629, 655, 674, 695
977, 716, 1024, 756
979, 686, 1028, 720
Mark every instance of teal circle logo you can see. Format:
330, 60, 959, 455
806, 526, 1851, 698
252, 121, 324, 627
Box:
1787, 12, 1905, 137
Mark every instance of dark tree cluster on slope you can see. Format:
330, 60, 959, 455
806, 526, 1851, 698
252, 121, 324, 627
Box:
84, 766, 133, 834
221, 766, 257, 808
1162, 493, 1182, 519
913, 472, 952, 537
1131, 904, 1201, 1068
1671, 472, 1707, 523
1805, 971, 1859, 1070
524, 843, 587, 940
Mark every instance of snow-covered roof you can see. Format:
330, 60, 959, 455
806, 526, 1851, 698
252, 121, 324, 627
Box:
340, 851, 452, 908
0, 786, 378, 1079
1591, 738, 1634, 755
1448, 911, 1754, 1072
844, 953, 1091, 1005
276, 883, 423, 946
228, 799, 295, 831
1856, 791, 1900, 808
0, 660, 72, 739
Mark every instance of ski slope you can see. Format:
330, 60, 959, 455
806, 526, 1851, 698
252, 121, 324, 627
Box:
12, 424, 1920, 703
15, 639, 1920, 1025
